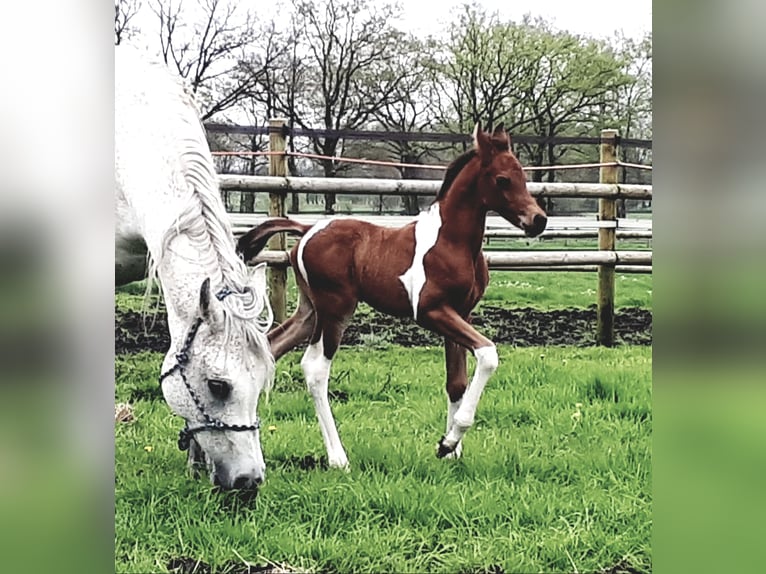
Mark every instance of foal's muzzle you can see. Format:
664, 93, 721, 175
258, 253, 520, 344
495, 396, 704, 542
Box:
523, 213, 547, 237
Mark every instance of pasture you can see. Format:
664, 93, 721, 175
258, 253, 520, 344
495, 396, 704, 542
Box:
115, 270, 651, 574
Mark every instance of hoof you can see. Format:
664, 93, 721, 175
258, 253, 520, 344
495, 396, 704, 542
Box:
445, 442, 463, 459
328, 455, 350, 472
436, 435, 457, 458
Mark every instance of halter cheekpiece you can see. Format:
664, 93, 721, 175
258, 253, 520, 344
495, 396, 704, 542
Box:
158, 287, 260, 451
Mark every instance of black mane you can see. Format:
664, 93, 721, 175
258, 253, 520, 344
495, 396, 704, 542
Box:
436, 149, 477, 200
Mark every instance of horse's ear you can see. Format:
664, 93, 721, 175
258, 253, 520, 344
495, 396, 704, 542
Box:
492, 123, 511, 151
473, 122, 492, 165
199, 277, 225, 331
248, 262, 268, 292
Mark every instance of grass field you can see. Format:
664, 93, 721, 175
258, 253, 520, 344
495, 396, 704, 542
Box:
116, 268, 652, 315
115, 268, 651, 573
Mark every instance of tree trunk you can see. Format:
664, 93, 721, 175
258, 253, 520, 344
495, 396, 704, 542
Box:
401, 152, 420, 215
320, 137, 339, 215
241, 136, 257, 213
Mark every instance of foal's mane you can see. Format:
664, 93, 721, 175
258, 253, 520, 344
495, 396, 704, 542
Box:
436, 149, 477, 200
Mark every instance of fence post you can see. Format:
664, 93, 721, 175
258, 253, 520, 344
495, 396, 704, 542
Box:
597, 129, 618, 347
268, 118, 288, 324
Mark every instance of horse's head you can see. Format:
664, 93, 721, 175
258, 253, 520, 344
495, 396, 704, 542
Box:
159, 270, 273, 491
473, 123, 547, 237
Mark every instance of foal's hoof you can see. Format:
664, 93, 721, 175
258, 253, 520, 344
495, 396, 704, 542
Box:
445, 442, 463, 459
436, 435, 457, 458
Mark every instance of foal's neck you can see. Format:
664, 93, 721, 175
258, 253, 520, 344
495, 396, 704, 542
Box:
437, 177, 488, 256
156, 232, 222, 342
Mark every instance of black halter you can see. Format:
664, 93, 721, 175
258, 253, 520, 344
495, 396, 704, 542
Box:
158, 288, 260, 451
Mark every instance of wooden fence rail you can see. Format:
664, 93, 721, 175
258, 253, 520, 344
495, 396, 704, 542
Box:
223, 127, 651, 347
219, 175, 652, 200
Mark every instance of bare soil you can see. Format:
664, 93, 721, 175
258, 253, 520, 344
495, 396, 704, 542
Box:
116, 305, 650, 355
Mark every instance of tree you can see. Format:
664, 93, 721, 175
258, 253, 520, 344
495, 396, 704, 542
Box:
150, 0, 283, 120
433, 3, 541, 139
371, 37, 447, 214
255, 0, 408, 213
115, 0, 142, 45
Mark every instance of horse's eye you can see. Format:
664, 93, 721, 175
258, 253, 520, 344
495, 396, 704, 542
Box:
496, 175, 511, 189
208, 379, 231, 400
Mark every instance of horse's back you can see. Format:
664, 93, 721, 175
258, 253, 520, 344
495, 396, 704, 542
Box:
115, 47, 209, 255
291, 217, 417, 316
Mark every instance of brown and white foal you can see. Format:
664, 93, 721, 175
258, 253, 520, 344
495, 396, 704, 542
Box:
237, 123, 547, 468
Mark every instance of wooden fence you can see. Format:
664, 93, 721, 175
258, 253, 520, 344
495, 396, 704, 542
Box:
221, 127, 652, 347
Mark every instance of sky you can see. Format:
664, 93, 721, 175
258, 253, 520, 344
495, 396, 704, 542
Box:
131, 0, 652, 54
396, 0, 652, 40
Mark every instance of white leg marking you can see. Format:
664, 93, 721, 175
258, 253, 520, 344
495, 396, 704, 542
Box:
443, 345, 498, 448
398, 204, 442, 320
301, 339, 349, 469
445, 398, 463, 459
296, 219, 334, 287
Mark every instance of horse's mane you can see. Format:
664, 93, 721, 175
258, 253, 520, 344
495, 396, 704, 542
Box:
142, 69, 275, 389
436, 149, 477, 200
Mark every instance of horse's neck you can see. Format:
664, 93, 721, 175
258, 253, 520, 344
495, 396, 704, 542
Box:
437, 181, 488, 256
156, 231, 222, 342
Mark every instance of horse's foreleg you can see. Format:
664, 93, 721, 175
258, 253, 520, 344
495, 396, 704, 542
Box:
301, 321, 350, 470
444, 339, 468, 459
423, 307, 497, 457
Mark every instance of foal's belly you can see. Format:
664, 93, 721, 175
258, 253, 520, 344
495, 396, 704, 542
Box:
358, 278, 414, 318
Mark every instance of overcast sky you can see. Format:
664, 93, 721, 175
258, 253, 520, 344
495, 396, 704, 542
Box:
132, 0, 651, 54
396, 0, 651, 40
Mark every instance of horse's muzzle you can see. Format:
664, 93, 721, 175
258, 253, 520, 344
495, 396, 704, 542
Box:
523, 213, 548, 237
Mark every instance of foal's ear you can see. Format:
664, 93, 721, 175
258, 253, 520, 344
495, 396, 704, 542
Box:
492, 123, 511, 150
472, 122, 493, 165
199, 277, 225, 331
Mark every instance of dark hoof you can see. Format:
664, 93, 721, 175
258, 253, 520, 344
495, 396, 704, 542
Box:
436, 436, 456, 458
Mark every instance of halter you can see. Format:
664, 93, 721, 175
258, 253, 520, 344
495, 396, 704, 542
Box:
158, 288, 260, 451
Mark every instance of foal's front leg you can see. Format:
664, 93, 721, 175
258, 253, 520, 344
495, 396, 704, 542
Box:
422, 307, 498, 457
443, 339, 468, 459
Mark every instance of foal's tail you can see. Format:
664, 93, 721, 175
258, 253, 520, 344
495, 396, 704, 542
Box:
236, 218, 312, 262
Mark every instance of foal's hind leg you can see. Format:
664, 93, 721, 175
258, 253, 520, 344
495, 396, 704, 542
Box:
444, 339, 468, 459
268, 289, 316, 360
300, 299, 356, 470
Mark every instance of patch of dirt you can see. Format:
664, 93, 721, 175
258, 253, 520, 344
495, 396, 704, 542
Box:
114, 402, 134, 423
597, 559, 645, 574
275, 454, 329, 471
116, 305, 651, 355
167, 557, 297, 574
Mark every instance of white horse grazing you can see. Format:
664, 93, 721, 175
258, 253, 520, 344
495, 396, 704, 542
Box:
115, 47, 274, 490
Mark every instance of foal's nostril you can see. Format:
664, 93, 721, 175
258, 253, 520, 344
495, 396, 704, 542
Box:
534, 213, 547, 229
232, 475, 253, 490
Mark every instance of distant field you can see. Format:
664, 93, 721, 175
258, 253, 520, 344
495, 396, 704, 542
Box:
116, 266, 652, 315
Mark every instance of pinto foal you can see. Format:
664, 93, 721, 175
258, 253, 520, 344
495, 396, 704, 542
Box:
237, 123, 547, 468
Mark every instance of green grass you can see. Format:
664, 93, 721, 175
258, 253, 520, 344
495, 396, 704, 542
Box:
116, 345, 651, 573
117, 268, 652, 315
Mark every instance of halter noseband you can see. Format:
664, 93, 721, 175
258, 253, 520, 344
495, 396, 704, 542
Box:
158, 288, 260, 451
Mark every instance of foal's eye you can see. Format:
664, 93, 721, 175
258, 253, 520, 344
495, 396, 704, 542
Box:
207, 379, 231, 400
496, 175, 512, 189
